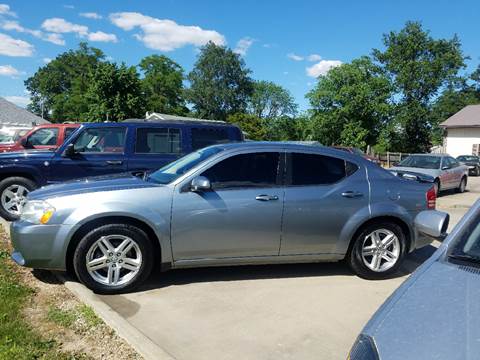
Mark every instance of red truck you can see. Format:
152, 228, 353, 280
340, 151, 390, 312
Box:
0, 123, 80, 153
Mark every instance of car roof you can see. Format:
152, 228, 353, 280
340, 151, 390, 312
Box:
122, 118, 235, 127
34, 123, 81, 128
408, 153, 446, 157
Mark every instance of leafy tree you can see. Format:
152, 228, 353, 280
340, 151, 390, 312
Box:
265, 115, 311, 141
373, 21, 466, 152
306, 56, 393, 147
25, 42, 104, 121
139, 55, 188, 115
187, 42, 254, 120
248, 81, 297, 119
227, 113, 267, 140
85, 62, 145, 122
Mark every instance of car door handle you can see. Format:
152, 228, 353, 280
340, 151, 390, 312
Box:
341, 191, 363, 198
255, 194, 279, 201
106, 160, 123, 165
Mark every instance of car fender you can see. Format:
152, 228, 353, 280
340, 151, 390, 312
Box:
62, 200, 173, 265
0, 163, 44, 184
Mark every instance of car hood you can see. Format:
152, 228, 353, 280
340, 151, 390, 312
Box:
366, 260, 480, 360
29, 172, 161, 200
389, 166, 439, 177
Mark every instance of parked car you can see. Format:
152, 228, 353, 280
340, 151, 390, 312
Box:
332, 146, 380, 164
0, 123, 80, 153
349, 200, 480, 360
0, 120, 243, 220
390, 154, 468, 194
457, 154, 480, 176
11, 142, 437, 294
0, 126, 32, 145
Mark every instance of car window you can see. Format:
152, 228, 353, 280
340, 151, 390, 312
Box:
64, 127, 77, 140
201, 152, 280, 189
191, 128, 229, 151
399, 155, 441, 169
28, 128, 59, 146
290, 153, 351, 185
135, 128, 181, 154
449, 157, 459, 168
73, 127, 126, 153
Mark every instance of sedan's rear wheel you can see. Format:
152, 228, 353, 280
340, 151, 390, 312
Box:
347, 222, 406, 279
456, 176, 467, 193
73, 224, 154, 294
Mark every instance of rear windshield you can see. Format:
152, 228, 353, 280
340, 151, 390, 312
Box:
458, 156, 478, 162
191, 128, 230, 150
399, 155, 441, 169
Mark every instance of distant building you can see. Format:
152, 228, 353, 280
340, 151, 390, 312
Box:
440, 105, 480, 157
0, 97, 49, 127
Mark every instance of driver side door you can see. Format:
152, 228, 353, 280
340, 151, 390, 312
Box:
170, 151, 284, 262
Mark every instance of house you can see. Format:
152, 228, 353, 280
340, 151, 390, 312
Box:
440, 105, 480, 157
0, 97, 49, 127
145, 112, 225, 124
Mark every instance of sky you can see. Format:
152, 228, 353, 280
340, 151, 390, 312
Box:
0, 0, 479, 111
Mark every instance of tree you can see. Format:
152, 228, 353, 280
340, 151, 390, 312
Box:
265, 115, 311, 141
84, 62, 145, 121
248, 81, 297, 119
187, 42, 253, 120
306, 56, 393, 147
25, 42, 104, 121
139, 55, 188, 115
373, 21, 466, 152
226, 113, 266, 140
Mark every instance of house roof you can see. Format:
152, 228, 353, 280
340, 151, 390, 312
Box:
145, 111, 226, 124
440, 104, 480, 128
0, 97, 49, 126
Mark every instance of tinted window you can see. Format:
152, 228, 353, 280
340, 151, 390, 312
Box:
399, 155, 441, 169
202, 152, 280, 189
135, 128, 181, 154
64, 127, 77, 140
73, 127, 126, 153
28, 128, 59, 146
192, 128, 229, 150
291, 153, 348, 185
449, 157, 459, 168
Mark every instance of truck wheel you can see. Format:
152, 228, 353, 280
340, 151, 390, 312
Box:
73, 224, 154, 294
347, 222, 406, 280
0, 177, 37, 221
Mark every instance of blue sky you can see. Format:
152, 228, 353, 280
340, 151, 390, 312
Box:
0, 0, 479, 111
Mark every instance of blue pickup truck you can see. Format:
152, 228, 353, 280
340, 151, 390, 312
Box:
0, 119, 243, 220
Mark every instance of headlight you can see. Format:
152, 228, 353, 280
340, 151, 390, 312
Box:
348, 334, 380, 360
20, 200, 55, 224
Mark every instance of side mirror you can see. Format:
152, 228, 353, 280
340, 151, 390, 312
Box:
442, 166, 450, 170
415, 210, 450, 240
62, 143, 76, 157
20, 137, 31, 148
190, 176, 211, 192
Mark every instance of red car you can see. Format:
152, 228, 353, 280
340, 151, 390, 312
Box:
0, 123, 80, 153
332, 146, 380, 164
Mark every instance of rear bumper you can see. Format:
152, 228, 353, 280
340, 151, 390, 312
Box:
10, 220, 73, 270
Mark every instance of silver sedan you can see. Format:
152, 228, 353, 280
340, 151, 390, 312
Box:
11, 142, 435, 294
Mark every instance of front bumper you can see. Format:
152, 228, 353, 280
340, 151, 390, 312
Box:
10, 220, 74, 270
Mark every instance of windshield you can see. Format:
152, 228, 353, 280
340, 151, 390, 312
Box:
449, 212, 480, 263
0, 129, 28, 144
398, 155, 441, 169
458, 156, 478, 162
148, 146, 224, 184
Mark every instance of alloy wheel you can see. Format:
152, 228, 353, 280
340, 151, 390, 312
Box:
361, 229, 400, 272
86, 234, 142, 286
1, 184, 29, 216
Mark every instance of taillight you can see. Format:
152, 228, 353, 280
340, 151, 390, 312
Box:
426, 186, 436, 209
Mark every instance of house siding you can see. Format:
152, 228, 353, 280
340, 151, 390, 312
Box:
445, 127, 480, 157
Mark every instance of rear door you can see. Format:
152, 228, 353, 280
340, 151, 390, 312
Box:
280, 151, 369, 255
49, 126, 128, 182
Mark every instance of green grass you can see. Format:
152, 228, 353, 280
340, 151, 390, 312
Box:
0, 242, 86, 360
47, 306, 77, 328
47, 304, 103, 331
77, 305, 102, 329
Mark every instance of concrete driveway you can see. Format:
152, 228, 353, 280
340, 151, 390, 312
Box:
95, 177, 480, 360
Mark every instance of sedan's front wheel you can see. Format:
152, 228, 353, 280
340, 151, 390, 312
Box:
73, 224, 154, 294
347, 222, 406, 280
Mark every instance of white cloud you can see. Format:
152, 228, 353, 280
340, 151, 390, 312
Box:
3, 96, 30, 107
287, 53, 304, 61
307, 54, 322, 62
0, 4, 16, 17
87, 31, 117, 43
0, 64, 22, 77
109, 12, 225, 51
43, 57, 52, 63
41, 18, 88, 36
233, 37, 254, 56
80, 12, 102, 20
1, 20, 65, 45
0, 33, 34, 56
306, 60, 342, 77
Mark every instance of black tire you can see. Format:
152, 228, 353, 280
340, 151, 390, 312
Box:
0, 176, 37, 221
456, 176, 467, 193
434, 178, 441, 195
73, 223, 154, 294
476, 167, 480, 177
347, 222, 406, 280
